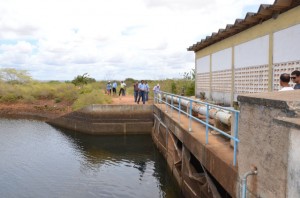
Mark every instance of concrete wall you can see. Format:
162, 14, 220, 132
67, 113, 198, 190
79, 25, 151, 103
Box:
47, 104, 154, 135
237, 91, 300, 198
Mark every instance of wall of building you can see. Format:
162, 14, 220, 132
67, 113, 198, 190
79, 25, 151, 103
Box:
195, 6, 300, 105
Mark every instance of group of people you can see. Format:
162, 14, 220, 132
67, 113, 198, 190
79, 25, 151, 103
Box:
279, 70, 300, 91
133, 81, 160, 104
133, 80, 149, 104
105, 80, 161, 103
106, 81, 127, 96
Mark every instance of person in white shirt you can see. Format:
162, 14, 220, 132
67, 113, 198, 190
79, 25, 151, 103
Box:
153, 84, 160, 103
279, 73, 294, 91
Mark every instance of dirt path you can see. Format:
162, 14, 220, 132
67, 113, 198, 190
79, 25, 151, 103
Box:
111, 95, 154, 105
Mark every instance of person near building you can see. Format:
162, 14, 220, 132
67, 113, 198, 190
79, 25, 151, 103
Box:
291, 70, 300, 89
133, 81, 139, 102
137, 80, 146, 104
112, 81, 117, 95
279, 73, 294, 91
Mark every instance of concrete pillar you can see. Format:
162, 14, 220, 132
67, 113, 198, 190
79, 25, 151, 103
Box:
268, 32, 274, 92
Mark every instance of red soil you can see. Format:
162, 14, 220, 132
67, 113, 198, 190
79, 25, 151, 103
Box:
0, 95, 153, 120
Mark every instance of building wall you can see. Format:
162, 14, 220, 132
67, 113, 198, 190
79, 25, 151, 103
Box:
195, 6, 300, 105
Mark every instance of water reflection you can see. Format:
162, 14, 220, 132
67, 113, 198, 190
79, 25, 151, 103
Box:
0, 119, 181, 198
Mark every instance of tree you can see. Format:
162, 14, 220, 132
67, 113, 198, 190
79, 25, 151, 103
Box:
71, 73, 96, 86
182, 69, 195, 96
183, 69, 195, 80
0, 68, 32, 83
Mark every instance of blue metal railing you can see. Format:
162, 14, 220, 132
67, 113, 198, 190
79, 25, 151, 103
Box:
154, 91, 240, 166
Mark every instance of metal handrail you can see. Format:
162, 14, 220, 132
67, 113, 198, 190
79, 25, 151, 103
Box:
154, 91, 240, 166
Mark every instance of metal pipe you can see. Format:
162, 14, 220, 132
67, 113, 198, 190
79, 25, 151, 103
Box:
165, 95, 232, 125
241, 167, 258, 198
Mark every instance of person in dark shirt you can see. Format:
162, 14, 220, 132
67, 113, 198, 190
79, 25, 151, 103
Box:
133, 81, 139, 102
291, 70, 300, 89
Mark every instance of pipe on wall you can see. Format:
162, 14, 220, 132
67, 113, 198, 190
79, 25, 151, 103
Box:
164, 95, 232, 126
241, 167, 258, 198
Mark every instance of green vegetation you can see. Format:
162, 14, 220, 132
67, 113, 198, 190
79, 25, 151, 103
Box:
0, 68, 195, 110
71, 73, 96, 86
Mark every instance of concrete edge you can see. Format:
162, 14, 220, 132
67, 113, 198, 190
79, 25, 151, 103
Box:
274, 116, 300, 130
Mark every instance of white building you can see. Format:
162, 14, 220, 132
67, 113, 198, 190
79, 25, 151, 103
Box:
188, 0, 300, 105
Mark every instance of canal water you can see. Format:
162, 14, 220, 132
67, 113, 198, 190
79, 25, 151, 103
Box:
0, 119, 182, 198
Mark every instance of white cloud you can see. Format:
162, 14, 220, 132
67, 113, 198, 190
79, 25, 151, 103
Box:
0, 0, 274, 80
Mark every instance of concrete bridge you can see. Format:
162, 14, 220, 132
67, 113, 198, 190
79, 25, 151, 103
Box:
48, 91, 300, 198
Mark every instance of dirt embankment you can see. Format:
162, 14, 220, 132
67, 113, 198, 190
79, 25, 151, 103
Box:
0, 95, 153, 120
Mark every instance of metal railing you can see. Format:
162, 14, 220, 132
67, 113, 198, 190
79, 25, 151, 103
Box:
154, 91, 240, 166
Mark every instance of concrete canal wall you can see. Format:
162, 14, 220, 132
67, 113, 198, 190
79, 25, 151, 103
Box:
47, 104, 153, 135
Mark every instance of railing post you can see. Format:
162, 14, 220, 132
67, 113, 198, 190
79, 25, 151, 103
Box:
171, 95, 174, 117
159, 92, 162, 109
205, 104, 209, 144
189, 99, 192, 132
233, 111, 239, 166
165, 93, 168, 112
178, 98, 181, 124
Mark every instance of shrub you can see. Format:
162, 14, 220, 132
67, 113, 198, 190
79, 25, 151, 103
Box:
0, 94, 20, 102
72, 90, 112, 110
71, 73, 96, 86
171, 82, 177, 94
185, 81, 195, 96
21, 95, 36, 104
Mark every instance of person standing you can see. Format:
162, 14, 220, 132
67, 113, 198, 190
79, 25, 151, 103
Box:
133, 81, 139, 102
112, 81, 117, 95
153, 84, 160, 102
137, 80, 146, 104
119, 81, 126, 96
106, 81, 112, 95
145, 81, 149, 101
291, 70, 300, 89
279, 73, 294, 91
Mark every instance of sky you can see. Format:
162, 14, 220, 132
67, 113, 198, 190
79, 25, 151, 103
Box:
0, 0, 274, 81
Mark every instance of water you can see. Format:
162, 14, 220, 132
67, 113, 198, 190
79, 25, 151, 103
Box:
0, 119, 182, 198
